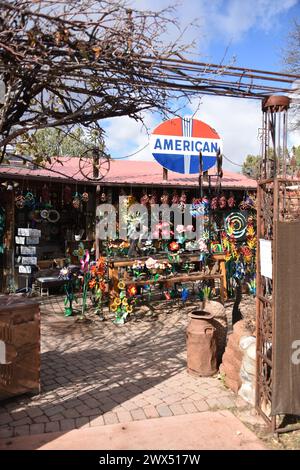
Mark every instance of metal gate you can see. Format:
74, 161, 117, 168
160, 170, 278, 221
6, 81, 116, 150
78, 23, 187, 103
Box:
256, 177, 300, 431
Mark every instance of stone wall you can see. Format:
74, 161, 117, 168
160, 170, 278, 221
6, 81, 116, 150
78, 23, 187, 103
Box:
220, 320, 256, 405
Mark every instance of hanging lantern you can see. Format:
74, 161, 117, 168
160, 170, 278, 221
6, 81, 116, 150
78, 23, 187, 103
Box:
81, 192, 89, 203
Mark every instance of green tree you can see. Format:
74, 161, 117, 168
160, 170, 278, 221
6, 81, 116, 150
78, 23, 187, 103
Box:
15, 127, 105, 165
242, 154, 262, 180
291, 145, 300, 167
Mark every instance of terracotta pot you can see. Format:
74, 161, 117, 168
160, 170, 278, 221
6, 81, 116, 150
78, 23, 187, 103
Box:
186, 310, 218, 377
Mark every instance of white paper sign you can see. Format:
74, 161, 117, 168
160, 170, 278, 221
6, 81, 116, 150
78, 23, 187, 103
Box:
21, 256, 37, 265
15, 236, 25, 245
20, 246, 36, 255
18, 228, 41, 237
259, 239, 272, 279
26, 237, 40, 245
19, 265, 32, 274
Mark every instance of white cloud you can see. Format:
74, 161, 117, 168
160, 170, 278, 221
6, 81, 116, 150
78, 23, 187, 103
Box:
104, 95, 299, 172
103, 96, 262, 170
102, 1, 299, 171
103, 112, 157, 161
189, 95, 262, 171
129, 0, 298, 49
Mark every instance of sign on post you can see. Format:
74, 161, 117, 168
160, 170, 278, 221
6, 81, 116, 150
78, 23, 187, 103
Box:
150, 116, 222, 174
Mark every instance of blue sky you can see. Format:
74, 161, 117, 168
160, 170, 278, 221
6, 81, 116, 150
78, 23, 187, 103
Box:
103, 0, 300, 172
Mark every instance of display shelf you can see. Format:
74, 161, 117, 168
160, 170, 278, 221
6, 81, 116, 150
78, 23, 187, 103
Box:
108, 252, 227, 303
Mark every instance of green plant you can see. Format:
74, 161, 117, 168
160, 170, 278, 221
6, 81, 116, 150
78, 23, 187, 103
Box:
202, 286, 211, 300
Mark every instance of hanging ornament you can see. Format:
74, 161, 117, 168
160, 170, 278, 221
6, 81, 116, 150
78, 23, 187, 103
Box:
127, 195, 135, 206
72, 192, 81, 209
219, 194, 227, 209
180, 192, 187, 203
15, 194, 25, 209
81, 192, 89, 203
172, 192, 179, 204
210, 196, 219, 210
140, 193, 149, 206
40, 209, 49, 219
190, 198, 204, 218
202, 196, 210, 211
41, 184, 50, 203
100, 192, 107, 202
24, 191, 35, 208
239, 194, 255, 210
178, 192, 187, 212
227, 192, 236, 208
63, 185, 73, 205
160, 191, 169, 204
149, 192, 157, 205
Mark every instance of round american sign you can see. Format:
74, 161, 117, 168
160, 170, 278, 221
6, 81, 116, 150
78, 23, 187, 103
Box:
150, 116, 222, 174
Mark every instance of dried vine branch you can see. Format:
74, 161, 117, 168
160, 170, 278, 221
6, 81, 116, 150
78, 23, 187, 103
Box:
0, 0, 192, 162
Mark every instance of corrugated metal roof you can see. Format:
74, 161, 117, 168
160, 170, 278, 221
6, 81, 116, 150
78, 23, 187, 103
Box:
0, 157, 257, 189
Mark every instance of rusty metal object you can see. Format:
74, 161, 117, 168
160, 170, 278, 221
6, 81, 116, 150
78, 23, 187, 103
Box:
186, 310, 217, 377
256, 178, 300, 432
262, 95, 290, 112
0, 296, 40, 400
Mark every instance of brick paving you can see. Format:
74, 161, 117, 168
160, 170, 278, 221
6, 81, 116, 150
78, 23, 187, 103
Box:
0, 297, 248, 438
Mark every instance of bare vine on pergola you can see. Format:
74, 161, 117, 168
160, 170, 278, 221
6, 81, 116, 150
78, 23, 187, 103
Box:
1, 1, 299, 172
0, 0, 194, 164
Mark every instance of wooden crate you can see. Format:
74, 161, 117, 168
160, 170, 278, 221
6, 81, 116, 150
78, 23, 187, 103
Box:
0, 296, 40, 400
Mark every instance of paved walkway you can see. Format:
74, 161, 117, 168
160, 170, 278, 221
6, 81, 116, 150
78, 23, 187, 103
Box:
0, 411, 266, 450
0, 298, 248, 440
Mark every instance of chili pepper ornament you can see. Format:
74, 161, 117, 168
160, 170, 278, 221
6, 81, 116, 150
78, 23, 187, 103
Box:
219, 194, 227, 209
210, 196, 219, 210
227, 193, 236, 208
